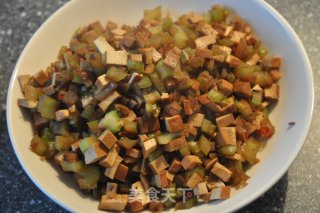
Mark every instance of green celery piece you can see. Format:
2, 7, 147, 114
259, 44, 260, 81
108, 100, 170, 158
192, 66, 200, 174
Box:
148, 149, 163, 162
106, 66, 128, 82
79, 136, 98, 154
81, 105, 95, 120
99, 110, 122, 133
156, 60, 173, 79
198, 135, 211, 156
179, 145, 191, 157
144, 6, 162, 21
218, 145, 237, 156
61, 160, 84, 173
162, 16, 173, 32
157, 132, 180, 145
77, 165, 101, 187
37, 95, 59, 119
149, 72, 165, 92
127, 59, 144, 73
30, 135, 48, 156
173, 26, 188, 49
55, 135, 76, 151
208, 89, 225, 103
137, 75, 152, 89
143, 91, 161, 104
201, 118, 216, 136
87, 120, 100, 134
252, 92, 262, 106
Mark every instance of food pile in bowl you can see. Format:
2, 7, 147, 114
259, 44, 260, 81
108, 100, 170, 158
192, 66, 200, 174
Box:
17, 5, 281, 212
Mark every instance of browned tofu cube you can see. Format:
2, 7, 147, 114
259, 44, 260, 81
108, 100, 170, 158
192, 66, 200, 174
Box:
269, 69, 282, 82
229, 31, 245, 43
168, 158, 182, 174
195, 48, 213, 59
99, 194, 128, 211
246, 53, 260, 65
126, 148, 142, 159
34, 70, 49, 86
193, 182, 209, 196
99, 129, 118, 149
204, 157, 218, 171
98, 91, 121, 112
195, 35, 216, 49
139, 47, 153, 65
210, 186, 231, 200
165, 115, 184, 132
141, 138, 158, 159
271, 57, 282, 68
17, 74, 30, 92
18, 99, 38, 109
218, 79, 233, 96
105, 50, 128, 66
226, 55, 243, 67
264, 83, 279, 101
114, 164, 129, 182
183, 99, 193, 115
127, 200, 144, 212
155, 170, 169, 188
163, 49, 180, 69
188, 113, 204, 127
163, 136, 187, 152
99, 144, 120, 168
216, 113, 235, 128
149, 201, 164, 211
106, 182, 118, 198
210, 162, 233, 182
148, 155, 169, 174
233, 81, 252, 97
84, 142, 108, 164
216, 127, 236, 146
104, 155, 123, 179
181, 155, 202, 170
152, 48, 162, 63
186, 172, 203, 188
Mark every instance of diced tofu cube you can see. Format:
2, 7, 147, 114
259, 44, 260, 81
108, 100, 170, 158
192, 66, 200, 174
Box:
18, 99, 38, 108
271, 57, 282, 68
168, 158, 182, 174
161, 93, 170, 101
188, 113, 204, 127
55, 109, 70, 121
204, 157, 218, 170
126, 148, 142, 159
264, 84, 279, 101
148, 155, 169, 174
141, 138, 158, 159
105, 50, 128, 65
216, 127, 236, 146
114, 164, 129, 182
99, 194, 128, 211
229, 31, 245, 43
152, 48, 162, 62
210, 186, 231, 200
246, 53, 260, 65
139, 47, 153, 65
181, 155, 202, 170
99, 129, 118, 149
195, 35, 216, 49
166, 171, 175, 185
95, 74, 111, 89
149, 201, 164, 211
34, 70, 49, 86
129, 53, 143, 62
98, 90, 121, 112
186, 172, 203, 188
106, 182, 118, 198
18, 74, 30, 92
218, 79, 233, 96
183, 99, 193, 115
104, 155, 123, 179
163, 136, 187, 152
210, 162, 233, 182
193, 182, 209, 196
93, 36, 115, 54
111, 28, 127, 36
84, 142, 108, 164
233, 81, 252, 97
188, 13, 204, 23
127, 200, 144, 212
165, 115, 184, 132
270, 69, 282, 82
216, 113, 235, 128
195, 48, 213, 59
163, 49, 180, 69
226, 55, 243, 67
155, 170, 169, 188
99, 144, 120, 168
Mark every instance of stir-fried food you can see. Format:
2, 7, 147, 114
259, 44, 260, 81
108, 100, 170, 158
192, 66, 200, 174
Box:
18, 5, 281, 211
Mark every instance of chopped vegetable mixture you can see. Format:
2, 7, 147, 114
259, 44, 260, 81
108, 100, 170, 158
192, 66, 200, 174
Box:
18, 5, 281, 212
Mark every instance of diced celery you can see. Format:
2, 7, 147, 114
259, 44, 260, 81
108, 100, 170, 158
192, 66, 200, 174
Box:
208, 89, 225, 103
81, 105, 95, 120
217, 38, 234, 47
72, 73, 84, 84
137, 75, 152, 89
241, 138, 259, 165
156, 60, 173, 79
173, 26, 188, 49
162, 16, 173, 32
201, 118, 216, 136
185, 166, 205, 180
45, 141, 57, 158
179, 145, 191, 157
148, 149, 163, 162
157, 132, 180, 145
24, 85, 42, 101
211, 6, 225, 22
37, 95, 59, 119
30, 135, 48, 156
258, 46, 268, 58
251, 92, 262, 106
61, 160, 84, 172
149, 71, 165, 92
41, 127, 53, 142
198, 135, 211, 156
143, 91, 161, 104
77, 165, 101, 188
188, 141, 204, 158
181, 48, 195, 64
99, 110, 122, 133
106, 66, 128, 82
127, 59, 144, 73
79, 136, 98, 154
145, 103, 160, 118
55, 135, 76, 151
176, 197, 197, 210
144, 6, 162, 21
123, 119, 138, 133
235, 100, 252, 119
218, 145, 237, 156
87, 120, 100, 135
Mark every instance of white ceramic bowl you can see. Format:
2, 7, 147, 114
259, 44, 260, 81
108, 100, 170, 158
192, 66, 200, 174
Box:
6, 0, 313, 212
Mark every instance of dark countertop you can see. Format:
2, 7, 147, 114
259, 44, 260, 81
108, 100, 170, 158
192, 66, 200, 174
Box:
0, 0, 319, 212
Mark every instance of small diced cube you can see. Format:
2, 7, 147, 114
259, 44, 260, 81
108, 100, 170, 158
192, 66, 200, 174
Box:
195, 35, 216, 49
216, 113, 235, 128
181, 155, 202, 170
183, 99, 193, 115
210, 162, 233, 182
152, 48, 162, 62
233, 81, 252, 97
210, 186, 231, 200
99, 194, 128, 211
264, 84, 279, 101
99, 129, 118, 149
105, 50, 128, 65
84, 142, 108, 164
163, 49, 180, 69
193, 182, 208, 196
188, 113, 204, 127
216, 127, 236, 146
155, 170, 168, 188
18, 74, 30, 92
34, 70, 49, 86
93, 36, 115, 54
148, 155, 169, 174
218, 79, 233, 96
114, 164, 129, 182
163, 136, 187, 152
186, 172, 203, 188
168, 158, 182, 174
141, 138, 157, 159
99, 144, 120, 168
18, 99, 38, 108
104, 155, 123, 179
165, 115, 184, 132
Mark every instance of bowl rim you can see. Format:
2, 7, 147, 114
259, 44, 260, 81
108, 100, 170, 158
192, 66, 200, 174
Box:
6, 0, 314, 212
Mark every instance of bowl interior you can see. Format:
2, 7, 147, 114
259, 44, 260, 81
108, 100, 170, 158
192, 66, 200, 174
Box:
6, 0, 313, 212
